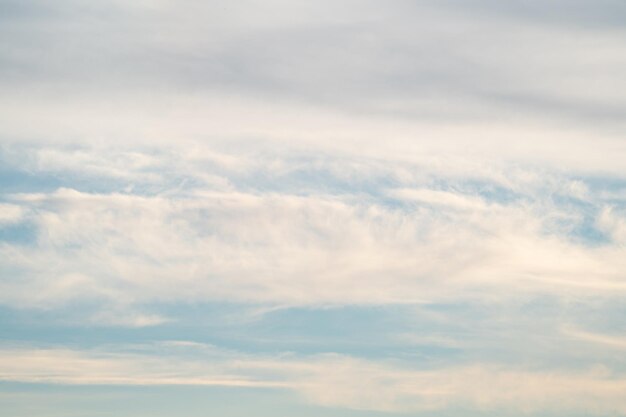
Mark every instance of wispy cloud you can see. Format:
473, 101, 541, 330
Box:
1, 180, 624, 313
563, 327, 626, 350
1, 345, 626, 414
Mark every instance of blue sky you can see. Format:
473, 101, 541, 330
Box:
1, 1, 626, 416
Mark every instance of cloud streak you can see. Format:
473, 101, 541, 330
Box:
1, 345, 626, 414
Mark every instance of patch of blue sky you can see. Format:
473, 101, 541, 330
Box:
582, 175, 626, 197
212, 304, 456, 359
0, 220, 37, 245
0, 301, 475, 365
565, 213, 612, 245
397, 298, 626, 371
562, 297, 626, 335
6, 297, 618, 371
0, 167, 62, 194
546, 195, 611, 245
0, 145, 181, 196
237, 171, 522, 211
0, 164, 126, 196
454, 179, 524, 204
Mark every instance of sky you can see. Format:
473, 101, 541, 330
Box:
1, 1, 626, 416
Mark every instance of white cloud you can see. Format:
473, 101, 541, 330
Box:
1, 177, 624, 315
0, 203, 24, 224
388, 188, 490, 210
563, 326, 626, 350
597, 206, 626, 244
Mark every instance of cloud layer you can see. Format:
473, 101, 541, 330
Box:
2, 344, 626, 414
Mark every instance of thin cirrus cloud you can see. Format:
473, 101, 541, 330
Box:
1, 1, 626, 416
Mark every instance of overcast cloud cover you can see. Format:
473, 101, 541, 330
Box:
1, 1, 626, 416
